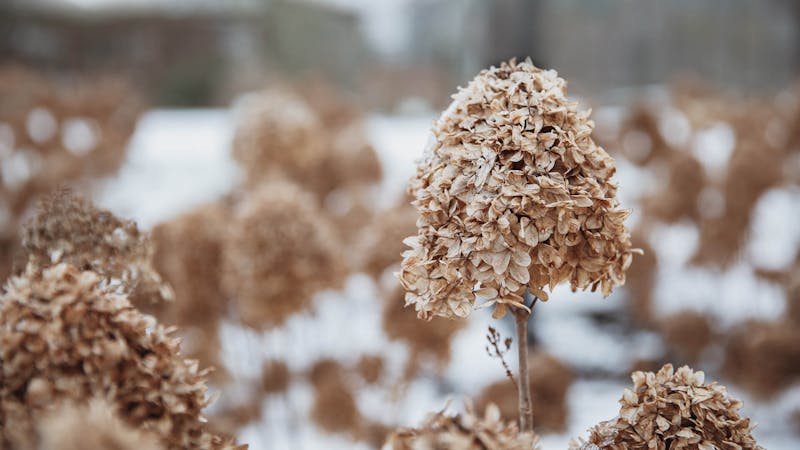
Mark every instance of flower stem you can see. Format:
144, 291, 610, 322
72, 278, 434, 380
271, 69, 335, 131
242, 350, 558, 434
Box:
514, 306, 533, 433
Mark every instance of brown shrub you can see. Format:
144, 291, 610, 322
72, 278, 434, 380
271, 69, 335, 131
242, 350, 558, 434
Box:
642, 150, 707, 223
476, 351, 573, 432
221, 181, 344, 329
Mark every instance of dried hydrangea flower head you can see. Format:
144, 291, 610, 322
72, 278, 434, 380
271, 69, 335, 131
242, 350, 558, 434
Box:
232, 89, 324, 188
569, 364, 762, 450
385, 402, 540, 450
399, 58, 635, 320
0, 263, 240, 449
18, 190, 172, 305
149, 202, 229, 377
222, 181, 344, 329
36, 398, 163, 450
232, 87, 382, 200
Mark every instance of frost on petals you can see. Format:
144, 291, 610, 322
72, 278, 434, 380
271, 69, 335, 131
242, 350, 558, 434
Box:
399, 58, 635, 320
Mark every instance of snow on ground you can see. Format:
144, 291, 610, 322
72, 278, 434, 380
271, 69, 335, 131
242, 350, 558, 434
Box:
94, 108, 798, 449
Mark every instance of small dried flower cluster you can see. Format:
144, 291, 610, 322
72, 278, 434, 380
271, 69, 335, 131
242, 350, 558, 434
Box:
35, 398, 163, 450
222, 181, 344, 329
399, 58, 634, 320
261, 359, 291, 394
570, 364, 762, 450
18, 190, 172, 305
0, 263, 238, 449
476, 351, 573, 432
385, 402, 540, 450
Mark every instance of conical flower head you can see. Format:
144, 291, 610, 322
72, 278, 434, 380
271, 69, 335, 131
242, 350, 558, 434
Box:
399, 58, 635, 320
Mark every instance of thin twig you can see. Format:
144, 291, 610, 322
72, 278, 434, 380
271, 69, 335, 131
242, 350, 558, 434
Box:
515, 292, 538, 433
485, 326, 516, 388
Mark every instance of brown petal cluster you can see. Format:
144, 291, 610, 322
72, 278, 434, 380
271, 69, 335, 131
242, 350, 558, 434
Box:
0, 263, 239, 449
385, 402, 540, 450
399, 58, 634, 320
36, 398, 163, 450
570, 364, 762, 450
232, 89, 325, 190
18, 190, 172, 306
476, 351, 573, 432
221, 181, 344, 329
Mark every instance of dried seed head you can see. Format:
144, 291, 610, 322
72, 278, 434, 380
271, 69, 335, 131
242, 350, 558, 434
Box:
570, 364, 762, 450
18, 190, 172, 305
36, 398, 163, 450
0, 263, 238, 449
399, 58, 635, 320
385, 402, 540, 450
222, 181, 345, 329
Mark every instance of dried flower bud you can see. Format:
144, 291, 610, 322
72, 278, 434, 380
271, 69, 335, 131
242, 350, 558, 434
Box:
36, 398, 163, 450
0, 263, 238, 449
18, 190, 172, 305
385, 402, 540, 450
356, 355, 384, 385
570, 364, 762, 450
399, 58, 635, 320
221, 181, 345, 329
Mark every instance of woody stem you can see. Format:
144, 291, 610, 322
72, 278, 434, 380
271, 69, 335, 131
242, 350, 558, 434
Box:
514, 299, 534, 433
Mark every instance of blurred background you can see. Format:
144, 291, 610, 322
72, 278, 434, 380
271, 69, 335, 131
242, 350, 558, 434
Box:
1, 1, 800, 449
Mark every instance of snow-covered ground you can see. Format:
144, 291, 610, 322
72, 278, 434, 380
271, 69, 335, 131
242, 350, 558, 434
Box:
94, 108, 799, 450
